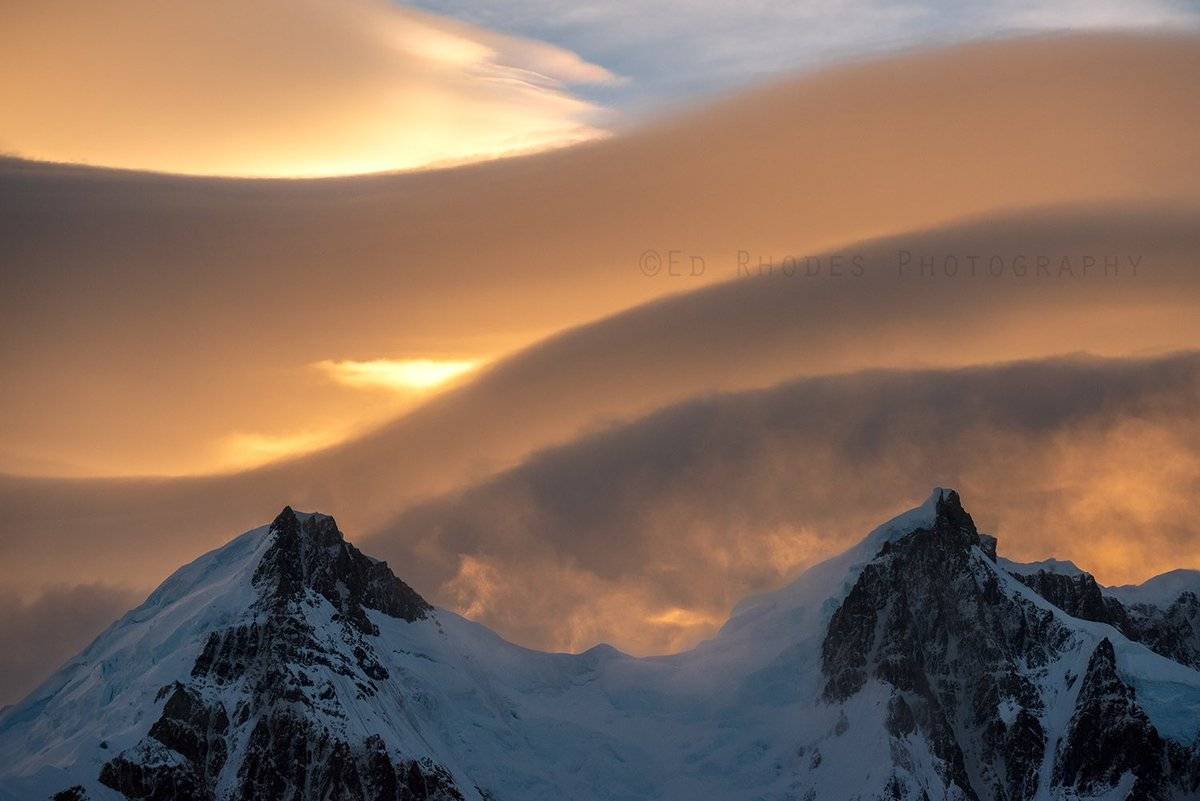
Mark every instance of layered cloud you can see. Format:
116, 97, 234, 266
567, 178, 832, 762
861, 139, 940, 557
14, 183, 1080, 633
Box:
0, 0, 614, 176
3, 35, 1199, 477
4, 200, 1200, 611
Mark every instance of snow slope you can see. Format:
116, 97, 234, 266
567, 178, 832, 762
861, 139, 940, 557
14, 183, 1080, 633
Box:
1108, 569, 1200, 608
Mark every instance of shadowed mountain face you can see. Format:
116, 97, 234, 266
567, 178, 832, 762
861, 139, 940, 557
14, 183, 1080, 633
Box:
1015, 571, 1200, 672
4, 492, 1200, 801
821, 493, 1200, 800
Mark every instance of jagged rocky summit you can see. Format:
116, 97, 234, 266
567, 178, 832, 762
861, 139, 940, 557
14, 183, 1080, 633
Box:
4, 491, 1200, 801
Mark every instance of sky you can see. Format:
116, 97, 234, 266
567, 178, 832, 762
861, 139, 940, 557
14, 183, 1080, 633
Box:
408, 0, 1200, 109
1, 3, 1200, 704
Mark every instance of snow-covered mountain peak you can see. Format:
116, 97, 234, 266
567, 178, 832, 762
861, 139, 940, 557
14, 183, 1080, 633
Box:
6, 493, 1200, 801
722, 487, 966, 635
853, 486, 966, 557
1108, 569, 1200, 608
252, 506, 432, 634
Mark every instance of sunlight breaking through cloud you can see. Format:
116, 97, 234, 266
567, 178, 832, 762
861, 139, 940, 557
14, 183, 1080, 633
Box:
315, 358, 483, 392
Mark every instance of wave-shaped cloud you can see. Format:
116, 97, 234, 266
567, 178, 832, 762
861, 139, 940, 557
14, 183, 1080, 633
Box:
4, 35, 1199, 477
0, 0, 615, 176
3, 201, 1200, 612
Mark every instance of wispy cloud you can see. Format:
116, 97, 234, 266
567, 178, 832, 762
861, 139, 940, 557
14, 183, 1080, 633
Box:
0, 0, 616, 176
410, 0, 1200, 109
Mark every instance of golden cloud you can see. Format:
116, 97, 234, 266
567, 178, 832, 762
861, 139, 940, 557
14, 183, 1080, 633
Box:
0, 0, 616, 176
215, 428, 351, 472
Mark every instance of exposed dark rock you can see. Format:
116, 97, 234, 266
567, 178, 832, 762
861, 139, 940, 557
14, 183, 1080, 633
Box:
99, 683, 228, 801
148, 684, 229, 773
50, 787, 89, 801
1052, 638, 1169, 801
1124, 592, 1200, 671
1001, 710, 1044, 801
978, 533, 998, 562
98, 507, 464, 801
236, 716, 464, 801
1015, 570, 1200, 671
253, 507, 432, 634
822, 490, 1063, 801
99, 753, 209, 801
885, 694, 915, 737
1012, 570, 1124, 627
192, 623, 261, 682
